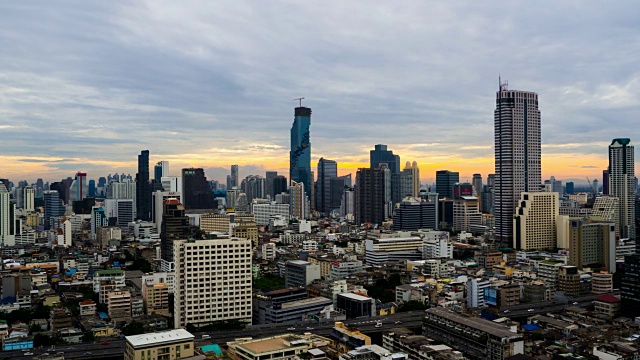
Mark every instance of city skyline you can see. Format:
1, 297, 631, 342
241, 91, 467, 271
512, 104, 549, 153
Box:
2, 2, 639, 184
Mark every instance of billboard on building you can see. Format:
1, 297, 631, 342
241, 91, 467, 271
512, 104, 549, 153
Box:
484, 288, 497, 306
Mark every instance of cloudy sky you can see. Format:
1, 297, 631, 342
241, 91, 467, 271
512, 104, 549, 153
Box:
1, 1, 639, 185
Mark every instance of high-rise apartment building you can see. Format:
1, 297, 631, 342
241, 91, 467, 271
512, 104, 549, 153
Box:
494, 84, 541, 243
22, 186, 35, 212
136, 150, 152, 221
241, 175, 265, 203
435, 170, 459, 199
513, 192, 558, 250
370, 144, 400, 174
290, 106, 312, 198
173, 237, 252, 329
290, 181, 309, 220
0, 184, 16, 246
181, 168, 215, 210
273, 175, 287, 197
355, 168, 388, 225
316, 158, 338, 213
608, 138, 635, 239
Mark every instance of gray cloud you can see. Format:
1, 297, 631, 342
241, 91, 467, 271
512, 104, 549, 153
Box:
1, 1, 639, 183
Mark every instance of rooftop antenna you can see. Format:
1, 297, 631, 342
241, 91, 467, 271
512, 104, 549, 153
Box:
293, 97, 305, 107
499, 75, 508, 91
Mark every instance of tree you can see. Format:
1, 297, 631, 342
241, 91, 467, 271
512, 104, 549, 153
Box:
82, 330, 95, 343
29, 323, 42, 334
399, 300, 427, 312
34, 333, 54, 347
121, 321, 145, 336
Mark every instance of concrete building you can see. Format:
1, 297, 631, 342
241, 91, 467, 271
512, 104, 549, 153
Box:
365, 233, 423, 265
392, 197, 437, 231
423, 308, 524, 359
93, 269, 125, 294
421, 231, 453, 259
200, 213, 256, 232
331, 322, 372, 354
124, 329, 194, 360
329, 260, 363, 280
466, 278, 490, 308
229, 333, 331, 360
259, 296, 333, 324
0, 184, 16, 246
356, 167, 390, 225
336, 293, 376, 319
107, 290, 132, 321
513, 192, 559, 250
607, 138, 635, 240
494, 85, 542, 244
252, 202, 290, 226
262, 242, 277, 260
152, 191, 181, 232
592, 196, 620, 238
592, 272, 614, 294
566, 218, 616, 273
340, 345, 407, 360
285, 260, 321, 287
173, 237, 252, 329
143, 280, 170, 317
453, 196, 482, 233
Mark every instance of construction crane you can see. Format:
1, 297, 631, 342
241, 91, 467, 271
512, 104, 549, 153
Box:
293, 97, 304, 107
586, 176, 596, 195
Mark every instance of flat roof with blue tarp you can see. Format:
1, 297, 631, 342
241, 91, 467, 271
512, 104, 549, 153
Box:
522, 324, 540, 331
201, 344, 223, 355
98, 312, 109, 319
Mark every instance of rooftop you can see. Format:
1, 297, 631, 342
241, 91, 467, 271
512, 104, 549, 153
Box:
94, 269, 125, 276
338, 293, 372, 301
281, 297, 332, 309
126, 329, 194, 348
426, 308, 520, 338
239, 335, 306, 354
595, 294, 621, 303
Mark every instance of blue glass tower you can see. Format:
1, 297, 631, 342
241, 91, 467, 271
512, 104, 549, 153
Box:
290, 107, 312, 197
370, 144, 400, 174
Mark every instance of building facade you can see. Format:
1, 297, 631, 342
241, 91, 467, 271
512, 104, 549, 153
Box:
290, 106, 312, 198
494, 85, 541, 244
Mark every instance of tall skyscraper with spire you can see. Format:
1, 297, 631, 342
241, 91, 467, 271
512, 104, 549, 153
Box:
290, 105, 312, 198
608, 138, 635, 240
494, 81, 541, 245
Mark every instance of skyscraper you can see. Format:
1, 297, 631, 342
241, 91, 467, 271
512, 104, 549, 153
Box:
69, 172, 87, 203
273, 175, 288, 197
161, 198, 191, 265
290, 181, 309, 220
355, 168, 388, 225
22, 186, 35, 212
265, 171, 278, 200
290, 106, 312, 198
435, 170, 459, 199
154, 161, 169, 181
316, 158, 338, 213
136, 150, 152, 221
230, 165, 239, 188
602, 169, 609, 195
0, 184, 16, 246
370, 144, 400, 174
182, 168, 215, 210
608, 138, 635, 240
472, 174, 483, 211
494, 83, 541, 243
43, 190, 64, 230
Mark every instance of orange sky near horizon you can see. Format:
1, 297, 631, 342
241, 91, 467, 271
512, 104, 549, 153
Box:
0, 150, 610, 186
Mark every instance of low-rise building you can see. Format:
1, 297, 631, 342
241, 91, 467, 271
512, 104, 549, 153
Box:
593, 294, 621, 318
124, 329, 195, 360
336, 293, 376, 319
229, 333, 331, 360
340, 345, 407, 360
331, 322, 371, 354
422, 308, 523, 360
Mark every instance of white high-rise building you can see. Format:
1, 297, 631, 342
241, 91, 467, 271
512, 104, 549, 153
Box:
494, 83, 541, 243
0, 184, 16, 246
22, 186, 35, 212
608, 138, 635, 239
173, 237, 252, 329
107, 179, 137, 219
290, 181, 309, 220
161, 176, 182, 193
513, 192, 559, 250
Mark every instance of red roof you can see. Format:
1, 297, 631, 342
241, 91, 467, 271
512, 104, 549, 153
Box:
595, 294, 621, 303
